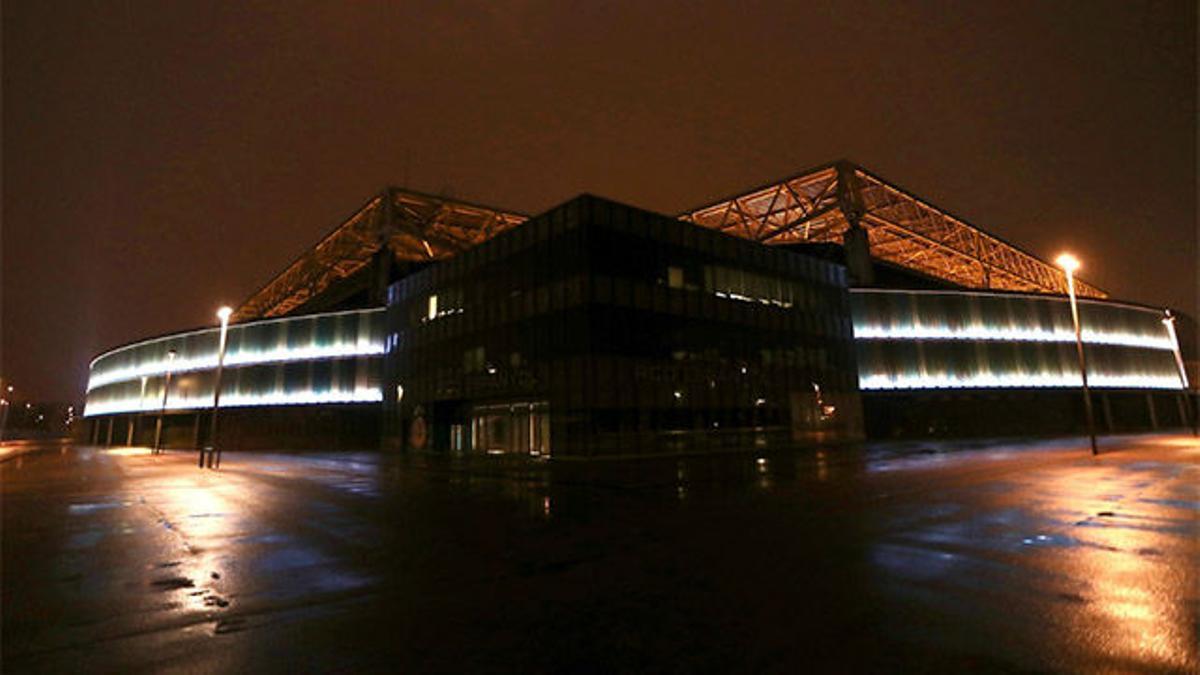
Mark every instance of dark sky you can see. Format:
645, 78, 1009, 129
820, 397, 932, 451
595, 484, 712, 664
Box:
3, 0, 1196, 402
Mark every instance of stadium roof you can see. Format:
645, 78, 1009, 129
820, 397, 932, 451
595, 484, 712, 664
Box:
233, 189, 528, 321
234, 160, 1104, 321
679, 160, 1105, 300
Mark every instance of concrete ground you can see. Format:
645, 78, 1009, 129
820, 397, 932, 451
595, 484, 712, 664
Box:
2, 435, 1197, 673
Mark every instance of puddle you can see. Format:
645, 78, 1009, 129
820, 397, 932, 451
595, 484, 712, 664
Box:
150, 576, 195, 591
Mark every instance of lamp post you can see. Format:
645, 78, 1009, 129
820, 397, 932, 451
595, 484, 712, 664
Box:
0, 384, 12, 443
1161, 312, 1196, 435
129, 376, 148, 446
0, 398, 8, 444
154, 349, 177, 454
203, 306, 233, 469
1056, 253, 1098, 455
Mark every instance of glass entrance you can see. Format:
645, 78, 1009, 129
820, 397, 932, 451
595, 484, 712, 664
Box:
470, 401, 550, 456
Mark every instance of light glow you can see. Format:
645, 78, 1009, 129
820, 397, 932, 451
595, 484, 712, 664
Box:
852, 323, 1174, 350
104, 447, 153, 457
88, 308, 385, 391
1055, 253, 1081, 273
87, 341, 385, 391
83, 387, 383, 417
860, 372, 1184, 391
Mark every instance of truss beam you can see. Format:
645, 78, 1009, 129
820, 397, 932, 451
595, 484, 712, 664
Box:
234, 189, 527, 321
680, 161, 1106, 299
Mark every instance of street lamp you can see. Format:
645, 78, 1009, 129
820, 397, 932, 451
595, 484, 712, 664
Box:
203, 306, 233, 469
1161, 311, 1196, 435
154, 349, 177, 454
1056, 253, 1098, 455
129, 376, 148, 446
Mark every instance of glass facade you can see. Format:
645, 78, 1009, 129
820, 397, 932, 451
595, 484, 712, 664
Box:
85, 308, 385, 416
851, 289, 1184, 391
385, 195, 863, 457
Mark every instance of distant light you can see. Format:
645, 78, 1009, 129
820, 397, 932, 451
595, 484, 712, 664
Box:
673, 390, 683, 400
1055, 253, 1080, 273
216, 306, 233, 322
427, 295, 438, 321
396, 384, 405, 403
755, 397, 766, 406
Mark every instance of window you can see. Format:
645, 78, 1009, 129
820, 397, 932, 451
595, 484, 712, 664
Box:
463, 346, 486, 373
668, 266, 684, 289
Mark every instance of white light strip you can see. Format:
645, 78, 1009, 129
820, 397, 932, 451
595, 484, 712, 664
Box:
852, 323, 1173, 350
87, 341, 384, 391
82, 387, 383, 417
713, 291, 793, 308
859, 372, 1184, 391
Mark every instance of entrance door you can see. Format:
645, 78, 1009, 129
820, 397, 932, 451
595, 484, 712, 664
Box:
470, 401, 550, 456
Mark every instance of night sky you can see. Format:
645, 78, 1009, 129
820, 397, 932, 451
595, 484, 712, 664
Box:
3, 1, 1195, 402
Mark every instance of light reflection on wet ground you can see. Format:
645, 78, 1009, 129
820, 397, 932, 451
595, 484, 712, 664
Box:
2, 435, 1197, 673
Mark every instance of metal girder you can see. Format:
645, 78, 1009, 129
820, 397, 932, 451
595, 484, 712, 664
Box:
234, 189, 527, 321
236, 160, 1106, 324
680, 161, 1107, 299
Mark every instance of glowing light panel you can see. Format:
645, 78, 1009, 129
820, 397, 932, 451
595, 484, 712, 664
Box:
852, 324, 1173, 350
84, 387, 383, 417
87, 341, 384, 391
87, 308, 385, 391
860, 372, 1184, 391
852, 289, 1183, 392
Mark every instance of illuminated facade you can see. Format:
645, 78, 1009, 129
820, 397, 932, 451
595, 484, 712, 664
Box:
853, 290, 1182, 391
84, 309, 385, 449
83, 162, 1194, 453
850, 289, 1188, 437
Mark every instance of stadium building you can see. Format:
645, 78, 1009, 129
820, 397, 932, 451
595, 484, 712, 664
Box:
83, 161, 1195, 457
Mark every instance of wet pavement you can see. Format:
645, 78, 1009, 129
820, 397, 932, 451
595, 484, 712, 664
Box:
3, 435, 1198, 673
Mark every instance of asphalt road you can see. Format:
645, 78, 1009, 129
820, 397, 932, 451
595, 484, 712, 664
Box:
3, 435, 1198, 673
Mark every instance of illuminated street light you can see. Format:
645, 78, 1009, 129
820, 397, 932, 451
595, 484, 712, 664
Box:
1161, 311, 1196, 435
203, 306, 233, 469
154, 349, 177, 454
1056, 253, 1098, 455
